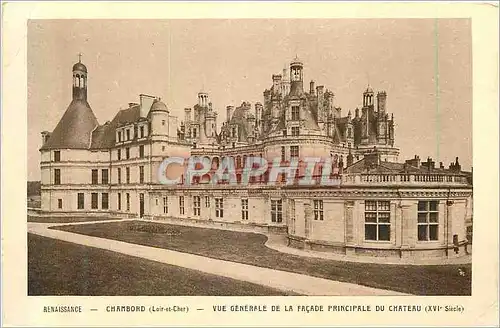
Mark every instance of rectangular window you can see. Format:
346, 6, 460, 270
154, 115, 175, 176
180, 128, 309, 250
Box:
313, 200, 324, 221
291, 106, 300, 120
417, 201, 439, 241
139, 166, 144, 184
365, 201, 391, 241
139, 145, 144, 158
291, 127, 300, 136
118, 193, 122, 210
91, 193, 98, 209
126, 147, 130, 159
193, 128, 197, 138
117, 149, 121, 160
290, 146, 299, 158
126, 129, 130, 140
91, 169, 98, 184
102, 193, 109, 210
215, 198, 224, 218
57, 199, 62, 209
54, 169, 61, 185
77, 193, 84, 209
118, 131, 122, 142
163, 196, 168, 214
101, 169, 109, 184
241, 199, 249, 221
281, 146, 286, 162
193, 196, 201, 216
271, 199, 283, 223
179, 196, 185, 215
54, 151, 61, 162
205, 196, 210, 207
117, 168, 121, 184
126, 193, 130, 211
140, 126, 144, 138
126, 167, 130, 184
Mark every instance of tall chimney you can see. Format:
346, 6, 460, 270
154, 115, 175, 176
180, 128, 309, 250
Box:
184, 108, 192, 122
226, 105, 234, 122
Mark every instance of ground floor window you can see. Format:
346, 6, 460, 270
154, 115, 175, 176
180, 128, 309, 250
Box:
77, 193, 84, 209
365, 200, 390, 241
193, 196, 201, 216
241, 198, 249, 220
118, 193, 122, 210
58, 199, 62, 209
215, 198, 224, 218
126, 193, 130, 211
179, 196, 185, 215
163, 196, 168, 214
313, 200, 324, 220
271, 199, 283, 223
91, 193, 98, 209
102, 193, 109, 210
418, 200, 439, 241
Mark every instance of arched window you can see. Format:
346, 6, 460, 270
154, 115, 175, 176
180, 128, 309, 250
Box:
76, 74, 81, 87
236, 156, 242, 169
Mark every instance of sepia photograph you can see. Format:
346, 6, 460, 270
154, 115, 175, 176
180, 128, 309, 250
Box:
26, 18, 474, 298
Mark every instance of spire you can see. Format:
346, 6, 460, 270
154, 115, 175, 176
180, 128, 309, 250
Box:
78, 52, 82, 63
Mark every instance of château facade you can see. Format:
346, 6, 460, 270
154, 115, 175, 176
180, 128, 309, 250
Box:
38, 57, 473, 260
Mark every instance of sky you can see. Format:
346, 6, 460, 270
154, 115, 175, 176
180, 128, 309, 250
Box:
27, 19, 472, 180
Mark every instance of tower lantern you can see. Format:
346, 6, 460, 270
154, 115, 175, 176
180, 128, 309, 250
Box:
72, 53, 88, 101
289, 56, 304, 96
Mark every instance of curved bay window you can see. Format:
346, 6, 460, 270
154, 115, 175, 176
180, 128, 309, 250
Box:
365, 200, 391, 241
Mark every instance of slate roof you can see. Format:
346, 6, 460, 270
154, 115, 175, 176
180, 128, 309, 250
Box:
91, 105, 141, 149
40, 99, 98, 150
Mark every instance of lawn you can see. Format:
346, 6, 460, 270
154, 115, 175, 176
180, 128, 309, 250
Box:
52, 221, 472, 296
27, 216, 120, 223
28, 233, 295, 296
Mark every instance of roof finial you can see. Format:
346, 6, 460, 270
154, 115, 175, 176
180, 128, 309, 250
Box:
78, 52, 82, 63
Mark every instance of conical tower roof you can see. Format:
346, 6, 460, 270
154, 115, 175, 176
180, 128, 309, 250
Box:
40, 99, 98, 150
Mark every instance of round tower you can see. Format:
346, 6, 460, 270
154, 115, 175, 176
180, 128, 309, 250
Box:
72, 54, 88, 101
149, 99, 170, 137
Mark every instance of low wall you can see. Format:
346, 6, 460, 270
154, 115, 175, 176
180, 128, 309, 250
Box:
145, 215, 288, 235
287, 235, 470, 260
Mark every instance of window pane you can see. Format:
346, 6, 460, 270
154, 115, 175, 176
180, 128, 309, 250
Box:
365, 225, 377, 240
418, 225, 428, 241
429, 212, 438, 223
418, 213, 428, 223
378, 212, 390, 223
365, 212, 377, 223
378, 201, 390, 211
365, 201, 377, 211
418, 201, 427, 212
429, 225, 439, 240
378, 225, 390, 241
429, 201, 438, 211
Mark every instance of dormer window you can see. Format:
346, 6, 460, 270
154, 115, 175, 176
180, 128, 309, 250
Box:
118, 131, 122, 142
193, 128, 197, 138
126, 129, 130, 141
140, 126, 144, 138
232, 127, 236, 138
